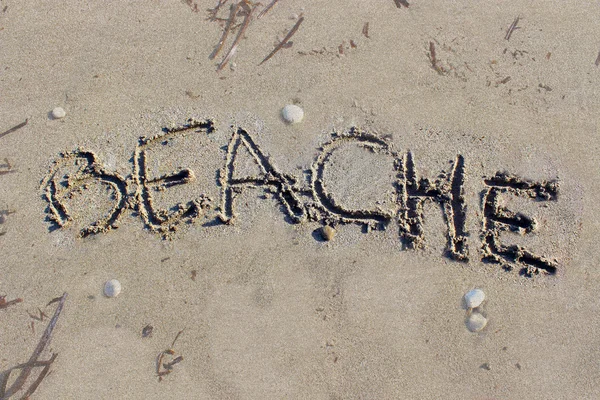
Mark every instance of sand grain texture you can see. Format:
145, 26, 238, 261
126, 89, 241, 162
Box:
1, 1, 599, 399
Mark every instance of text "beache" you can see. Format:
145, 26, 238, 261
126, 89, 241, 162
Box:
41, 119, 560, 278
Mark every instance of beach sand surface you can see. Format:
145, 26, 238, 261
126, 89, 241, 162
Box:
1, 1, 599, 399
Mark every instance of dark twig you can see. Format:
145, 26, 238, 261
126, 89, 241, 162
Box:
18, 353, 58, 399
0, 293, 67, 400
0, 159, 14, 176
156, 350, 172, 379
0, 372, 9, 397
505, 16, 520, 41
210, 2, 240, 60
170, 329, 184, 348
46, 295, 64, 306
217, 1, 256, 71
207, 0, 229, 21
0, 119, 27, 140
185, 0, 200, 12
27, 308, 48, 322
362, 22, 370, 39
0, 296, 22, 310
6, 360, 57, 371
429, 41, 437, 64
163, 356, 184, 370
257, 0, 279, 19
394, 0, 409, 8
428, 41, 446, 75
259, 15, 304, 65
595, 49, 600, 66
156, 330, 185, 381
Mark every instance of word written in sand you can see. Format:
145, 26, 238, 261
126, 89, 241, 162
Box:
41, 119, 560, 278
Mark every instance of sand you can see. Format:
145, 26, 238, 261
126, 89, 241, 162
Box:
1, 1, 599, 399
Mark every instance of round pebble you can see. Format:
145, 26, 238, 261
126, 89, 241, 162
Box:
466, 312, 488, 332
51, 107, 66, 119
321, 225, 336, 241
103, 279, 122, 298
281, 104, 304, 124
464, 288, 485, 309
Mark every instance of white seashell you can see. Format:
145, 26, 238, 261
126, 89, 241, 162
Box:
103, 279, 122, 298
51, 107, 66, 119
466, 312, 487, 332
464, 288, 485, 309
281, 104, 304, 124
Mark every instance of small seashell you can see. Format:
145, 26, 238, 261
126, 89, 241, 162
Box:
321, 225, 336, 241
464, 288, 485, 309
281, 104, 304, 124
103, 279, 122, 298
466, 312, 487, 332
51, 107, 66, 119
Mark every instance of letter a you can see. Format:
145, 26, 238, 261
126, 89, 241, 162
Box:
219, 128, 305, 224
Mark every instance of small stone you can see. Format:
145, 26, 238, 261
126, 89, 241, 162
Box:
466, 312, 487, 332
103, 279, 122, 298
51, 107, 66, 119
464, 288, 485, 309
281, 104, 304, 124
321, 225, 336, 241
142, 324, 154, 338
